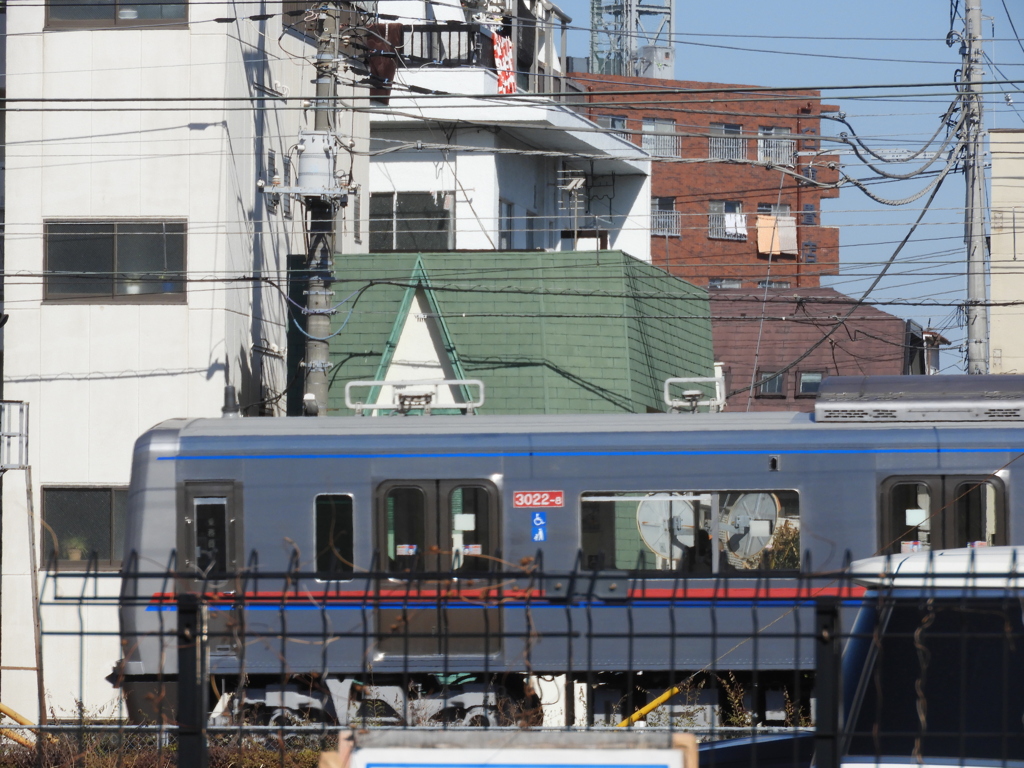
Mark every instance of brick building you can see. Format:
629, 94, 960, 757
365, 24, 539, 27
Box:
711, 288, 929, 412
574, 73, 841, 289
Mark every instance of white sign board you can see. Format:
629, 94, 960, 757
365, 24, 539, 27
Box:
351, 748, 686, 768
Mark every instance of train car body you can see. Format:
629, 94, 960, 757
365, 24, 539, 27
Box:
116, 376, 1024, 724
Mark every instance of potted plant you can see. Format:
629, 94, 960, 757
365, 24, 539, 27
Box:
63, 535, 89, 561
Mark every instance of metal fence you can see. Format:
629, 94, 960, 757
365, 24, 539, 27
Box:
15, 554, 1024, 767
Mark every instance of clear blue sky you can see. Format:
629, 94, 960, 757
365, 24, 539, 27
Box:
557, 0, 1024, 371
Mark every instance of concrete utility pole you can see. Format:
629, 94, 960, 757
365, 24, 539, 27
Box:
963, 0, 989, 374
302, 4, 341, 415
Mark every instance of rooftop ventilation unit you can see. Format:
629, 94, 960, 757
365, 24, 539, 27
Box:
814, 375, 1024, 423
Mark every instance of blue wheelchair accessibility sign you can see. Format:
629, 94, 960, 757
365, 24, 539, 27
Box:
531, 511, 547, 542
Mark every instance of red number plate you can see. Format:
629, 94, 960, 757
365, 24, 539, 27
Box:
512, 491, 565, 508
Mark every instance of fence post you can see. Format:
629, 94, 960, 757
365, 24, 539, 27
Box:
815, 597, 842, 768
178, 593, 209, 768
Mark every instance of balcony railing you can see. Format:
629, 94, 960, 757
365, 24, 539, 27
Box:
757, 137, 796, 166
709, 136, 746, 161
402, 25, 485, 66
641, 132, 681, 158
708, 212, 747, 241
651, 209, 682, 236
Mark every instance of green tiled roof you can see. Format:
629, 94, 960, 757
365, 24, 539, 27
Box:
325, 251, 713, 415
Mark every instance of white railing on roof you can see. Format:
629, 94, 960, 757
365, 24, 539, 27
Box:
345, 379, 485, 416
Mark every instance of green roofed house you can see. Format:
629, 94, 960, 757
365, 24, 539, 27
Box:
310, 251, 713, 416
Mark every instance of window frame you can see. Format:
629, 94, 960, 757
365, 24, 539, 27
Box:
756, 369, 786, 398
879, 475, 1007, 554
708, 200, 746, 241
579, 488, 801, 574
368, 191, 455, 253
709, 122, 746, 160
177, 480, 244, 585
41, 486, 128, 571
45, 0, 187, 29
315, 493, 356, 580
796, 371, 825, 397
641, 117, 680, 158
43, 219, 187, 304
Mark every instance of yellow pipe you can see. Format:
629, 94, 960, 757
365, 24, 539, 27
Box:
0, 727, 34, 748
617, 683, 685, 727
0, 703, 34, 727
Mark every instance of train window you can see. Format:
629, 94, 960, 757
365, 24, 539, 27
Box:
384, 487, 427, 572
315, 495, 354, 576
450, 486, 493, 571
194, 498, 228, 574
178, 481, 241, 581
881, 477, 1005, 553
952, 480, 1002, 548
885, 482, 935, 553
580, 490, 800, 573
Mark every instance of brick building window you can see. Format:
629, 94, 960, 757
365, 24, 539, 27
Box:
797, 372, 824, 396
47, 0, 185, 26
757, 203, 791, 216
42, 487, 127, 570
641, 118, 680, 158
709, 201, 746, 240
595, 114, 629, 141
709, 278, 743, 290
756, 370, 786, 398
709, 123, 745, 160
758, 126, 795, 165
651, 197, 681, 236
758, 280, 790, 288
45, 220, 186, 302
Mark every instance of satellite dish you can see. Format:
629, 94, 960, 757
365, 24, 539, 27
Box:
721, 492, 779, 564
637, 493, 695, 562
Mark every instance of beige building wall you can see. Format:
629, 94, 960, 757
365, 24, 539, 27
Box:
990, 129, 1024, 374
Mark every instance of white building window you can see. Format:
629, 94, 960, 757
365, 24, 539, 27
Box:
642, 118, 680, 158
499, 200, 515, 250
44, 220, 186, 302
46, 0, 186, 26
42, 487, 127, 570
709, 123, 745, 160
758, 126, 796, 166
708, 201, 746, 241
369, 192, 454, 252
708, 278, 743, 290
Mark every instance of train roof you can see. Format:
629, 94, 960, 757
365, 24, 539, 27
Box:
850, 546, 1024, 590
153, 408, 1024, 439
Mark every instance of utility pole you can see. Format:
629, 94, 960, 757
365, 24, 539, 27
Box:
272, 2, 352, 414
963, 0, 989, 374
302, 5, 342, 414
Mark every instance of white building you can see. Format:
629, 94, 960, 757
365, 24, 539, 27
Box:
2, 0, 368, 719
991, 129, 1024, 374
368, 0, 652, 261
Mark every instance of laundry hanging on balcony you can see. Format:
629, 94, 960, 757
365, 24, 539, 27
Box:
723, 212, 746, 239
756, 214, 798, 256
494, 34, 517, 94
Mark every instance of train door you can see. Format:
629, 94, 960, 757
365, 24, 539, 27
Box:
881, 475, 1006, 554
375, 480, 500, 656
177, 481, 244, 655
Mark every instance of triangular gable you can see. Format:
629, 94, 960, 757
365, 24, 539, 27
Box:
370, 258, 471, 411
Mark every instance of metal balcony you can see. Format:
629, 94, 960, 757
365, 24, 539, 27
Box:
757, 137, 796, 166
651, 209, 682, 236
708, 136, 746, 161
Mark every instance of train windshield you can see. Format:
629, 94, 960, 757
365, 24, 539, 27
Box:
581, 490, 799, 572
846, 597, 1024, 761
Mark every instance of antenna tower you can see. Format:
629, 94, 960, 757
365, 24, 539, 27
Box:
589, 0, 674, 78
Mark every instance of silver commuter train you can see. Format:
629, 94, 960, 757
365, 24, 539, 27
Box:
115, 375, 1024, 725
